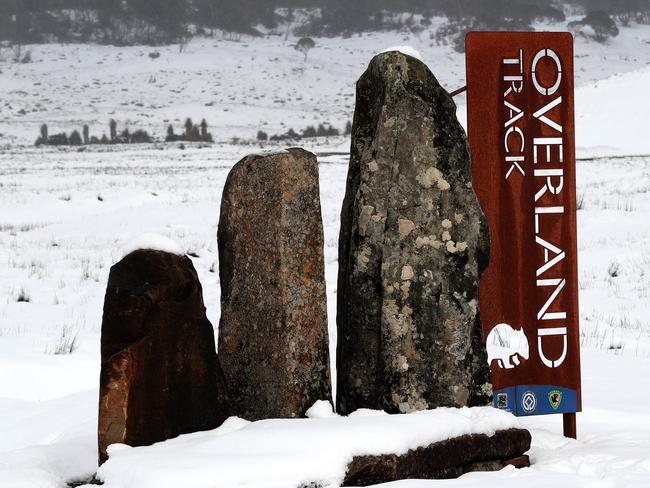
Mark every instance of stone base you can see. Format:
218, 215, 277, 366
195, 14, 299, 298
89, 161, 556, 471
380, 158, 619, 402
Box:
342, 428, 531, 486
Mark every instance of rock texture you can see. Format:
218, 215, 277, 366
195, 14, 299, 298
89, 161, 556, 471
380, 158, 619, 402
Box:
98, 250, 229, 464
343, 428, 531, 486
218, 148, 331, 420
337, 51, 492, 415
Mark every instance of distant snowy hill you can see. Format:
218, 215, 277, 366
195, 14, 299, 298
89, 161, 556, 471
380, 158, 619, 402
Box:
1, 18, 650, 155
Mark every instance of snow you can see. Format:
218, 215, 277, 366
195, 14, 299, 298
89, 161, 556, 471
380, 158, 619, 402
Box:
575, 66, 650, 157
349, 408, 390, 418
123, 232, 185, 257
249, 148, 290, 157
2, 18, 649, 149
380, 45, 424, 62
0, 391, 98, 488
2, 18, 650, 488
96, 407, 519, 488
305, 399, 336, 418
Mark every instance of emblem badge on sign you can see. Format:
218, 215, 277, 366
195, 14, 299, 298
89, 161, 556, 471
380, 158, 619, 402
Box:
497, 393, 508, 409
522, 391, 537, 413
549, 389, 563, 410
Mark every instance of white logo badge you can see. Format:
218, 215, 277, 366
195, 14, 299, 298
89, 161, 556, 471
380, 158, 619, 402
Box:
486, 323, 530, 369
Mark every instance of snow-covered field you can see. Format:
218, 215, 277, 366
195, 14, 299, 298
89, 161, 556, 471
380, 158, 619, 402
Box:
2, 18, 650, 151
2, 18, 650, 488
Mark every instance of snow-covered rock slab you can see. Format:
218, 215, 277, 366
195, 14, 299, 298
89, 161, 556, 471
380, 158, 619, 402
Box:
97, 407, 528, 488
344, 428, 530, 486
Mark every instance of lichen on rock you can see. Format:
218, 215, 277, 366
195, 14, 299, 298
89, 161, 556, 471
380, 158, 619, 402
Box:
217, 148, 332, 421
336, 51, 492, 415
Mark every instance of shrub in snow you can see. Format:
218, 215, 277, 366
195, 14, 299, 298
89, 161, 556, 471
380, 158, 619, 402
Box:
295, 37, 316, 60
47, 132, 69, 146
608, 260, 622, 278
35, 123, 48, 146
189, 125, 200, 140
165, 119, 213, 142
117, 128, 130, 144
302, 125, 317, 138
69, 130, 82, 146
46, 325, 79, 355
256, 130, 268, 141
14, 286, 30, 303
35, 125, 100, 146
109, 119, 117, 142
316, 123, 339, 137
269, 127, 300, 141
569, 11, 619, 43
166, 124, 176, 142
130, 129, 153, 143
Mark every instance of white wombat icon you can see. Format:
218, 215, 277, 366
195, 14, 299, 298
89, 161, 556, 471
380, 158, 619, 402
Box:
486, 323, 529, 369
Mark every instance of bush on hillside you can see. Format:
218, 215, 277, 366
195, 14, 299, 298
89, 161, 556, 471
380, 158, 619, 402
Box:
569, 11, 619, 42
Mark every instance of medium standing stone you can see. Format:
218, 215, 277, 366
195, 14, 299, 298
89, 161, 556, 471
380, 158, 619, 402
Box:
337, 51, 492, 415
218, 148, 331, 420
98, 249, 229, 464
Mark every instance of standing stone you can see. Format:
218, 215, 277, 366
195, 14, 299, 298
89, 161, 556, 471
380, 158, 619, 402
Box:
336, 51, 492, 415
218, 148, 331, 420
98, 249, 229, 464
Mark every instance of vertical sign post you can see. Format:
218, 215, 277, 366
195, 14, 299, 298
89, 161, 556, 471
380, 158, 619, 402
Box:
465, 32, 581, 438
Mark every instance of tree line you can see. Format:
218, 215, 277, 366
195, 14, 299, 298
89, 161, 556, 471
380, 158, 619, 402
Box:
0, 1, 648, 45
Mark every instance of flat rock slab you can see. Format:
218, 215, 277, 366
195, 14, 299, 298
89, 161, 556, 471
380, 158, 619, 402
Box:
98, 249, 229, 464
96, 406, 528, 488
337, 50, 492, 414
343, 428, 531, 486
218, 148, 331, 420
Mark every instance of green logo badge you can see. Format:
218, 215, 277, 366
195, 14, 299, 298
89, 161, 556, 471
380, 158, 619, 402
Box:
548, 389, 562, 410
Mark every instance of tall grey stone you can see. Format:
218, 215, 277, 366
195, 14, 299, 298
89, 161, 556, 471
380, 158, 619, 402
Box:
336, 51, 492, 415
218, 148, 332, 420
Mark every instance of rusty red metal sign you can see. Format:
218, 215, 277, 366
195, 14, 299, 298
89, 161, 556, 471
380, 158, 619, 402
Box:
465, 32, 581, 425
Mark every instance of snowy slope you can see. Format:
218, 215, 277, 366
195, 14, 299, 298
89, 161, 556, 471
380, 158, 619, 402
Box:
574, 66, 650, 157
2, 18, 650, 151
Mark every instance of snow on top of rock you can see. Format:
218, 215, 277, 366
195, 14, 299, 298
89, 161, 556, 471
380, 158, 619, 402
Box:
380, 45, 423, 62
348, 408, 389, 417
97, 406, 519, 488
249, 148, 290, 157
123, 233, 185, 257
305, 400, 336, 419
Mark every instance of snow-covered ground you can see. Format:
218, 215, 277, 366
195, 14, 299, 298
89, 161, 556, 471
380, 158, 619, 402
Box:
97, 406, 520, 488
2, 18, 650, 488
